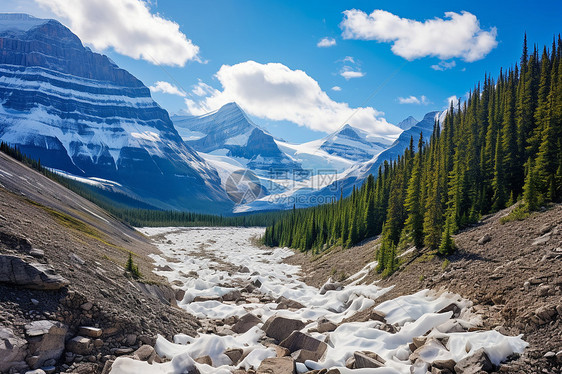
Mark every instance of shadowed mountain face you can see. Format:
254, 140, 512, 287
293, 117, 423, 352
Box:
0, 14, 230, 213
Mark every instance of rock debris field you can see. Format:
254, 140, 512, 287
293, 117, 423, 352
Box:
109, 227, 527, 374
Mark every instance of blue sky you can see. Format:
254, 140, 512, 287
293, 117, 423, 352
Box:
3, 0, 562, 142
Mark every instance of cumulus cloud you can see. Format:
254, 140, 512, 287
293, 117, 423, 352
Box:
34, 0, 200, 66
340, 66, 365, 80
398, 95, 429, 105
446, 95, 459, 108
331, 86, 342, 91
317, 37, 336, 47
149, 81, 186, 97
185, 61, 401, 136
431, 60, 456, 71
341, 9, 497, 62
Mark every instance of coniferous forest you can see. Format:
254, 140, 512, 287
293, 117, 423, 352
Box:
263, 35, 562, 275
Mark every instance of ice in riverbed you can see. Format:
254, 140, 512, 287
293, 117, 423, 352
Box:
110, 227, 527, 374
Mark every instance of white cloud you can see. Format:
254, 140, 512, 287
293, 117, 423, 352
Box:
431, 60, 456, 71
398, 95, 429, 105
149, 81, 186, 97
34, 0, 200, 66
343, 56, 355, 64
185, 61, 401, 136
446, 95, 459, 108
340, 67, 365, 79
317, 37, 336, 48
341, 9, 497, 62
331, 86, 342, 91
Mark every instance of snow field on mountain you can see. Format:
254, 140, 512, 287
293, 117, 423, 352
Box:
109, 227, 527, 374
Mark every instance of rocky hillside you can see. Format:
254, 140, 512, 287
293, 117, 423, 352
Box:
0, 151, 199, 374
287, 203, 562, 373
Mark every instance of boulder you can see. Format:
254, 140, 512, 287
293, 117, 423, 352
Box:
66, 336, 92, 355
477, 233, 491, 245
25, 320, 67, 369
238, 265, 250, 273
353, 351, 386, 368
134, 345, 155, 361
231, 313, 261, 334
279, 331, 327, 362
222, 289, 242, 302
275, 296, 305, 310
257, 357, 295, 374
263, 316, 305, 342
0, 255, 69, 290
78, 326, 102, 338
175, 289, 186, 301
438, 303, 461, 318
316, 318, 337, 333
370, 310, 387, 323
319, 282, 342, 295
194, 355, 213, 366
224, 348, 243, 365
0, 327, 28, 372
454, 348, 493, 374
432, 359, 456, 371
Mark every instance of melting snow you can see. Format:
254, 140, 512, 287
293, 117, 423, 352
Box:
110, 227, 527, 374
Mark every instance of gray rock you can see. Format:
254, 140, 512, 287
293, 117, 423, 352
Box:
175, 289, 186, 301
316, 318, 337, 333
438, 303, 461, 318
275, 296, 305, 310
231, 313, 261, 334
354, 351, 386, 368
454, 348, 493, 374
257, 357, 295, 374
25, 369, 46, 374
370, 310, 387, 323
78, 326, 102, 338
238, 265, 250, 273
477, 233, 491, 245
279, 331, 327, 362
114, 347, 134, 356
263, 316, 306, 342
222, 289, 241, 301
0, 255, 69, 290
224, 348, 243, 365
0, 327, 28, 372
25, 321, 67, 369
532, 234, 551, 246
319, 282, 342, 295
194, 355, 213, 366
101, 360, 114, 374
66, 336, 92, 356
29, 248, 44, 258
134, 345, 155, 361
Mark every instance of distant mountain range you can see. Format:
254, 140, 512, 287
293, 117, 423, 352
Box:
0, 13, 444, 214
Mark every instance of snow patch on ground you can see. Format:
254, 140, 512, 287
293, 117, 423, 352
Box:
110, 227, 527, 374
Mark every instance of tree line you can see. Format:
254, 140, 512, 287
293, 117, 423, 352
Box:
263, 35, 562, 275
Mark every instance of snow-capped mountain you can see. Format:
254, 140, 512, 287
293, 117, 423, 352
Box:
317, 124, 392, 162
0, 14, 229, 212
396, 116, 419, 130
172, 103, 301, 173
315, 111, 441, 199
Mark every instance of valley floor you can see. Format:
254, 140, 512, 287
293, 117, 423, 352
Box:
108, 224, 542, 374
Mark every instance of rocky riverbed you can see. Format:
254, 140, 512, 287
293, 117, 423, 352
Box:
108, 227, 529, 374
